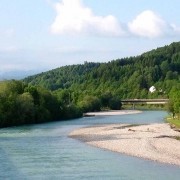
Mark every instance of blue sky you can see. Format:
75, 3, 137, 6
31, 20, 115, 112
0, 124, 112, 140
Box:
0, 0, 179, 74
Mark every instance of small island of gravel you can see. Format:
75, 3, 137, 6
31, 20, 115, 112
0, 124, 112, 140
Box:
70, 122, 180, 166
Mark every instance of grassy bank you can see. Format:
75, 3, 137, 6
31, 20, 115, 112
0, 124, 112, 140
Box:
166, 116, 180, 128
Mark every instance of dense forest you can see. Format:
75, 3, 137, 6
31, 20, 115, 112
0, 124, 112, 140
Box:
0, 80, 122, 128
24, 42, 180, 99
0, 80, 82, 128
0, 42, 179, 128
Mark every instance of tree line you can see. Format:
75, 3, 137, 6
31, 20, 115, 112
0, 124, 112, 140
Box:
24, 42, 180, 100
0, 80, 82, 127
24, 42, 180, 117
0, 80, 122, 128
0, 42, 179, 127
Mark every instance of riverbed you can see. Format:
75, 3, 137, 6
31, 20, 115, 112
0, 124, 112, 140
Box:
0, 111, 180, 179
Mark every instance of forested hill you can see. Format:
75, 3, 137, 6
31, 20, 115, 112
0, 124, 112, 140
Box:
24, 42, 180, 99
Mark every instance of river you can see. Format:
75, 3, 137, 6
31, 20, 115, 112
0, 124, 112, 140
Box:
0, 111, 180, 180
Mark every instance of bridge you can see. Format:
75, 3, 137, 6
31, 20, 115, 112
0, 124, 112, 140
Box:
121, 99, 169, 109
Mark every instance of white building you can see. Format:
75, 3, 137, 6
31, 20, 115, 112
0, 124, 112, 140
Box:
149, 86, 156, 93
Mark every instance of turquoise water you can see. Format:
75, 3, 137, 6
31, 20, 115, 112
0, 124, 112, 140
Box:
0, 111, 180, 180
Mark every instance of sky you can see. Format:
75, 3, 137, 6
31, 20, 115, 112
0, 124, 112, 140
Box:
0, 0, 180, 75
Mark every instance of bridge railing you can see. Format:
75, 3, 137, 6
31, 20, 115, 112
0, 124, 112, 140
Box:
121, 99, 169, 105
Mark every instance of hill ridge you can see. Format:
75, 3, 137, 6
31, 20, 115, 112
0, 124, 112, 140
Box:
23, 41, 180, 99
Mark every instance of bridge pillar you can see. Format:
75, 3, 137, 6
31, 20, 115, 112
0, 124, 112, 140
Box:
132, 103, 135, 110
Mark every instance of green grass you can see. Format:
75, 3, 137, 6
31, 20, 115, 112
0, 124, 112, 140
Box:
166, 117, 180, 128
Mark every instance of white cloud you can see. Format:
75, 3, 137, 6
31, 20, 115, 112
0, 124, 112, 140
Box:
128, 10, 168, 38
50, 0, 124, 36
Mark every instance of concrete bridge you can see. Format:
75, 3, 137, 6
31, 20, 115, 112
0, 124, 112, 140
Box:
121, 99, 169, 109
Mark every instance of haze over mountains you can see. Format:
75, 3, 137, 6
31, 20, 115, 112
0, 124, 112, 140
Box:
0, 70, 42, 80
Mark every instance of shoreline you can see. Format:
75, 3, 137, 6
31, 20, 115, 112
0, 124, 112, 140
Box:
84, 110, 142, 116
69, 123, 180, 166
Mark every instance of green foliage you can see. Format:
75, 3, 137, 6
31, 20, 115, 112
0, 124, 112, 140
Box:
167, 118, 180, 128
109, 97, 122, 110
0, 80, 82, 128
1, 42, 180, 128
24, 42, 180, 100
15, 92, 35, 124
168, 86, 180, 118
99, 92, 122, 110
61, 104, 82, 120
78, 96, 101, 112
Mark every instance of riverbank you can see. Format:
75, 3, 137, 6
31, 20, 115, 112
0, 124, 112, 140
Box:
70, 123, 180, 166
166, 116, 180, 129
84, 110, 142, 116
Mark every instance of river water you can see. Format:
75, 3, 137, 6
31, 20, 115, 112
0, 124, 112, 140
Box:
0, 111, 180, 180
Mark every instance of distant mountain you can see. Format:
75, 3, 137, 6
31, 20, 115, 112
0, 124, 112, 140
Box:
23, 42, 180, 99
0, 70, 43, 80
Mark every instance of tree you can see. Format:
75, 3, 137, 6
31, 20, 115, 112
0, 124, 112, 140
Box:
168, 87, 180, 118
100, 92, 113, 108
78, 96, 101, 112
160, 60, 169, 78
15, 92, 35, 124
109, 97, 122, 110
0, 80, 82, 128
